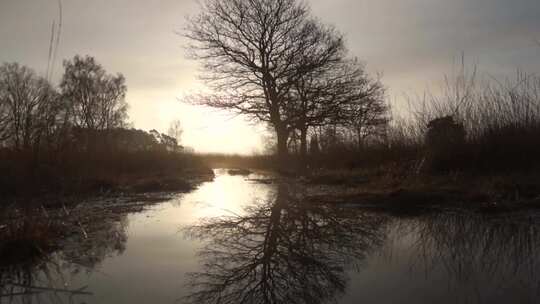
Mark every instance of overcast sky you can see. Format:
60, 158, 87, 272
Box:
1, 0, 539, 153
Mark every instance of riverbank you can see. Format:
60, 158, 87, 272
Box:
2, 168, 539, 303
193, 153, 540, 214
304, 169, 540, 215
0, 150, 215, 205
0, 169, 215, 271
2, 166, 539, 269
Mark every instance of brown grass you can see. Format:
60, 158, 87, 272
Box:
0, 148, 212, 199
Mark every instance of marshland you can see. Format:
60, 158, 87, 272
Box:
1, 0, 540, 303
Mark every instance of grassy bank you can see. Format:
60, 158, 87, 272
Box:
304, 168, 540, 215
195, 67, 540, 212
287, 70, 540, 210
0, 148, 214, 203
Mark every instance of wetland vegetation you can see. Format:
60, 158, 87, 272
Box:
1, 0, 540, 303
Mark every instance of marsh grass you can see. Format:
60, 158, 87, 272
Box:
304, 66, 540, 178
0, 148, 211, 199
406, 68, 540, 172
0, 210, 61, 267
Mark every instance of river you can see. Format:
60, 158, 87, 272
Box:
1, 169, 540, 303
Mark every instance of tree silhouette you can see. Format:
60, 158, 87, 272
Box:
0, 63, 59, 150
290, 58, 386, 160
185, 0, 344, 162
60, 55, 128, 131
183, 183, 386, 304
168, 119, 183, 147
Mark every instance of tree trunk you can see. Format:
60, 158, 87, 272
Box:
275, 125, 289, 170
300, 127, 308, 159
356, 127, 363, 150
299, 126, 308, 174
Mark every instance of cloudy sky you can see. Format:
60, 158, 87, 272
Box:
1, 0, 539, 153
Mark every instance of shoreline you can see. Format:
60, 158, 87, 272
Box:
0, 168, 215, 209
303, 169, 540, 216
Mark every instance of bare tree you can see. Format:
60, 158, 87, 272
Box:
340, 70, 387, 148
60, 55, 128, 131
290, 58, 385, 159
185, 0, 344, 162
0, 63, 59, 150
0, 89, 9, 144
167, 119, 183, 145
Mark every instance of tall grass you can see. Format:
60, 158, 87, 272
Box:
407, 67, 540, 172
0, 147, 210, 198
288, 65, 540, 176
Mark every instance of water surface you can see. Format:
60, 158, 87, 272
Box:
1, 169, 540, 303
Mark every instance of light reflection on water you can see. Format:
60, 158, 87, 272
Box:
1, 169, 540, 303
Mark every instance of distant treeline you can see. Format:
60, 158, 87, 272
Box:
0, 56, 202, 198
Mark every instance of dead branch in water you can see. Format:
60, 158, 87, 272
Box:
2, 282, 92, 296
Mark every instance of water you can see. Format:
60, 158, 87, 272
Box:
1, 169, 540, 303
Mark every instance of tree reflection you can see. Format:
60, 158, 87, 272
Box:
184, 183, 387, 304
0, 210, 129, 303
0, 253, 93, 304
407, 211, 540, 302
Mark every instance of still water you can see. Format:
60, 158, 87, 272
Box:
1, 169, 540, 303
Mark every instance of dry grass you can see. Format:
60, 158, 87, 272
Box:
0, 148, 212, 199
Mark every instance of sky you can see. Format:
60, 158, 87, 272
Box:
1, 0, 539, 153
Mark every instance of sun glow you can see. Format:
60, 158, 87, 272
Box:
178, 170, 273, 219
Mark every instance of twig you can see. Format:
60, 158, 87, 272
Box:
62, 204, 70, 216
5, 283, 93, 296
77, 221, 88, 239
0, 291, 42, 298
41, 205, 50, 218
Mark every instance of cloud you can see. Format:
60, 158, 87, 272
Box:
1, 0, 539, 152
